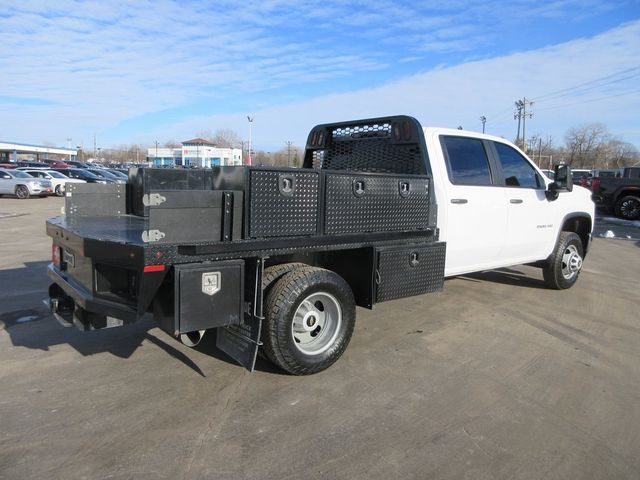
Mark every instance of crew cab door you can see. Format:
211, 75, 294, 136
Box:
490, 141, 556, 262
433, 135, 508, 276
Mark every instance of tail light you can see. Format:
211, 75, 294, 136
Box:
52, 243, 61, 266
580, 177, 588, 188
591, 177, 601, 194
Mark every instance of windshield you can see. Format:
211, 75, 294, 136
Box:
12, 170, 32, 178
47, 171, 68, 178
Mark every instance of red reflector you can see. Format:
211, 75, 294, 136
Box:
143, 265, 165, 273
52, 243, 61, 266
591, 178, 601, 194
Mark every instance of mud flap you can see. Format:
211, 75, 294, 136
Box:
216, 316, 262, 372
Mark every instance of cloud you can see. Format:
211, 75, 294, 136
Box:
0, 1, 638, 147
163, 21, 640, 149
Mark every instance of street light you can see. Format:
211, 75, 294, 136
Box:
76, 145, 83, 161
247, 116, 254, 166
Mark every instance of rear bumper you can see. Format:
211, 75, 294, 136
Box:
47, 263, 139, 328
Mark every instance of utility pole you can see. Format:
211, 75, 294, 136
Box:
93, 133, 97, 161
247, 116, 254, 166
514, 98, 533, 152
479, 116, 486, 134
286, 140, 292, 166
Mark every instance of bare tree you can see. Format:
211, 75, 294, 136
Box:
212, 128, 241, 148
195, 128, 241, 148
564, 123, 611, 168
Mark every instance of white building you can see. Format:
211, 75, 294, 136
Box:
148, 138, 243, 167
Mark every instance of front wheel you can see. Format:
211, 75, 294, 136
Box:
542, 232, 584, 290
15, 185, 30, 199
614, 195, 640, 220
262, 267, 356, 375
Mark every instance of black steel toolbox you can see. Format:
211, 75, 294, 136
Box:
248, 168, 320, 238
375, 242, 446, 302
324, 172, 430, 235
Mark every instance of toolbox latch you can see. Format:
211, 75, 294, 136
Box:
142, 193, 167, 207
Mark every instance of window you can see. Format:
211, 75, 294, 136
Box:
441, 136, 492, 185
494, 143, 541, 188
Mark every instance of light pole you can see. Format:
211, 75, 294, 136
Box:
480, 116, 486, 133
76, 145, 83, 161
154, 141, 159, 166
247, 116, 254, 166
97, 147, 102, 163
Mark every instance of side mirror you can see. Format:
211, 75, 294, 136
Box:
552, 164, 573, 192
546, 164, 573, 200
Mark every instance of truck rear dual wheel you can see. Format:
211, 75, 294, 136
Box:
262, 267, 356, 375
542, 232, 583, 290
615, 195, 640, 220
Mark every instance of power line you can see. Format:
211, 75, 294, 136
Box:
533, 88, 640, 113
531, 66, 640, 102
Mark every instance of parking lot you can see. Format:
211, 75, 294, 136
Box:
1, 196, 639, 480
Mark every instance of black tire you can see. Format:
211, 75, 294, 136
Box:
262, 262, 307, 293
262, 267, 356, 375
614, 195, 640, 220
259, 262, 307, 364
55, 185, 63, 196
542, 232, 584, 290
15, 185, 30, 199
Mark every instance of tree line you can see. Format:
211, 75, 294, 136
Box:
84, 123, 638, 170
522, 123, 639, 170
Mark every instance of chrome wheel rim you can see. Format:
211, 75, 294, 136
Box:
561, 244, 582, 280
16, 186, 27, 199
291, 292, 341, 355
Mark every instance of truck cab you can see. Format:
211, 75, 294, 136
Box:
423, 128, 594, 277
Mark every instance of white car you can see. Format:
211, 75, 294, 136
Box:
0, 168, 52, 198
20, 169, 86, 196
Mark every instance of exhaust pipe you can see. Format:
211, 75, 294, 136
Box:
179, 330, 205, 347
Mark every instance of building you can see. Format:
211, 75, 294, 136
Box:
147, 138, 243, 167
0, 141, 77, 163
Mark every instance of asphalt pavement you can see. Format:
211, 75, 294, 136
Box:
1, 197, 639, 480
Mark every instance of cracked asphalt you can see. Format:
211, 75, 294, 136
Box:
1, 197, 639, 479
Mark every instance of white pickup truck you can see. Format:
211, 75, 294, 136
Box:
424, 127, 594, 288
45, 116, 594, 374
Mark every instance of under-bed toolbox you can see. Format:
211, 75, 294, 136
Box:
375, 242, 446, 302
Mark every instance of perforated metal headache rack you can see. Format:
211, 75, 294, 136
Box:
303, 115, 431, 175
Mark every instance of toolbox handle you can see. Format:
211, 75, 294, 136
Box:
353, 179, 366, 197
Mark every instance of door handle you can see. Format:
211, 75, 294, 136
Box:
510, 199, 523, 204
450, 198, 468, 204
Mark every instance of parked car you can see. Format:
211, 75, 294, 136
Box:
65, 160, 90, 168
106, 168, 129, 180
591, 167, 640, 220
0, 168, 52, 198
87, 168, 123, 183
50, 168, 108, 184
21, 169, 87, 196
540, 169, 555, 179
571, 169, 592, 186
0, 163, 17, 169
17, 161, 50, 168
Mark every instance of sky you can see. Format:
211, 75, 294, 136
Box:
0, 0, 639, 152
